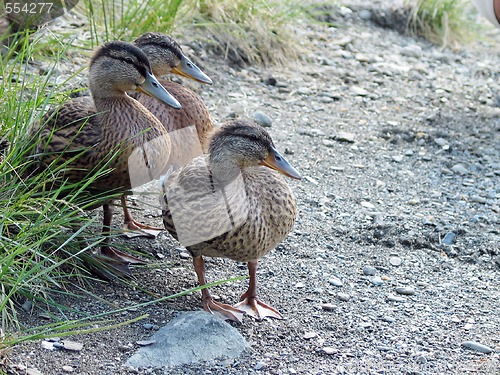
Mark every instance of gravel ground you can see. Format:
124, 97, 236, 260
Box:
3, 1, 500, 374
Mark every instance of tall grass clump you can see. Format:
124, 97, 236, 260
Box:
193, 0, 305, 66
75, 0, 307, 65
0, 32, 119, 334
77, 0, 190, 47
406, 0, 478, 46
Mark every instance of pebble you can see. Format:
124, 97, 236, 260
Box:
441, 167, 454, 175
360, 201, 376, 209
322, 347, 337, 355
358, 9, 372, 20
254, 361, 267, 370
333, 132, 355, 143
304, 176, 319, 185
407, 198, 420, 205
329, 277, 343, 287
333, 36, 353, 47
137, 340, 156, 346
389, 256, 402, 266
264, 77, 277, 86
461, 341, 494, 354
298, 128, 325, 137
253, 111, 272, 128
377, 345, 392, 352
322, 139, 336, 147
21, 300, 33, 313
41, 341, 55, 350
143, 323, 154, 330
471, 195, 487, 204
337, 292, 350, 301
62, 366, 74, 373
362, 266, 377, 276
359, 321, 372, 329
381, 316, 396, 323
295, 282, 305, 288
179, 251, 191, 260
351, 86, 369, 96
321, 303, 336, 311
370, 276, 384, 286
415, 355, 427, 364
401, 44, 423, 58
392, 155, 404, 163
303, 332, 318, 340
386, 294, 406, 303
451, 163, 468, 175
434, 137, 449, 147
395, 287, 415, 296
441, 232, 456, 245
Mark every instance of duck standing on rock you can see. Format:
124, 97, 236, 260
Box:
162, 119, 301, 322
32, 41, 180, 270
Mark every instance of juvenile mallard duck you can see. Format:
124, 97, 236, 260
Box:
133, 32, 213, 149
34, 41, 180, 268
161, 119, 301, 322
120, 32, 214, 233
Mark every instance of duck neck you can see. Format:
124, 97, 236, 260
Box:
91, 89, 136, 129
209, 151, 244, 186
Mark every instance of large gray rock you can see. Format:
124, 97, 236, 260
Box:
126, 311, 249, 370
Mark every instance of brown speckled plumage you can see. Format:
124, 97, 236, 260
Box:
35, 41, 171, 190
37, 95, 170, 192
162, 119, 301, 322
131, 33, 213, 162
32, 41, 172, 269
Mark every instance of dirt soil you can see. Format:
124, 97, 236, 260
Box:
3, 1, 500, 374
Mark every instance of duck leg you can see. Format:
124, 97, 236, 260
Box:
99, 202, 147, 266
121, 195, 163, 234
234, 260, 283, 320
193, 256, 244, 323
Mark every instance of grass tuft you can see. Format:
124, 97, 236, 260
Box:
0, 32, 118, 333
406, 0, 479, 47
73, 0, 307, 65
192, 0, 305, 66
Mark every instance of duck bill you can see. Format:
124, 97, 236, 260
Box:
137, 72, 182, 109
259, 146, 302, 180
171, 54, 213, 85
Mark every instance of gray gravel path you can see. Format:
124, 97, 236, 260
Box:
5, 1, 499, 374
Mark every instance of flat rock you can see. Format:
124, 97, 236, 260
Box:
253, 111, 272, 128
332, 132, 355, 143
126, 311, 249, 369
461, 341, 494, 354
395, 287, 415, 296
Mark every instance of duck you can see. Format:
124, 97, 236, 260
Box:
120, 32, 214, 234
133, 32, 213, 150
33, 40, 180, 270
161, 119, 301, 322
